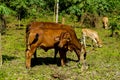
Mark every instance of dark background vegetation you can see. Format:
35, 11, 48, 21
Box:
0, 0, 120, 80
0, 0, 120, 30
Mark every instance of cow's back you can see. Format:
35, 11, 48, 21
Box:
27, 22, 78, 42
27, 22, 73, 31
28, 27, 69, 49
26, 22, 81, 50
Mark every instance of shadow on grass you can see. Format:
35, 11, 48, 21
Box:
31, 57, 77, 67
2, 55, 18, 63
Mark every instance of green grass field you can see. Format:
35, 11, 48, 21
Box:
0, 22, 120, 80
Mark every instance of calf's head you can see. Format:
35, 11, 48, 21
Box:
55, 32, 71, 48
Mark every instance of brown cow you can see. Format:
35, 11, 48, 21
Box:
26, 22, 80, 60
26, 22, 72, 60
102, 17, 108, 29
26, 22, 87, 71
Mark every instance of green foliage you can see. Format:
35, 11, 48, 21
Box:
0, 0, 120, 29
110, 16, 120, 29
66, 0, 114, 19
1, 0, 120, 17
109, 15, 120, 37
107, 0, 120, 14
8, 0, 47, 19
0, 4, 15, 15
10, 0, 28, 19
0, 3, 15, 34
0, 70, 6, 80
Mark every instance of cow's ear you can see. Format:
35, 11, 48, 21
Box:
65, 32, 71, 42
55, 36, 60, 41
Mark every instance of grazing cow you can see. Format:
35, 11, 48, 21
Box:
82, 28, 102, 48
26, 22, 87, 71
26, 22, 73, 60
26, 22, 81, 60
102, 17, 108, 29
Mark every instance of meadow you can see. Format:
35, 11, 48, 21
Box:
0, 19, 120, 80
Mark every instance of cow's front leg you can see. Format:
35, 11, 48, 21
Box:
25, 49, 32, 68
92, 38, 98, 47
82, 35, 86, 48
54, 48, 59, 62
25, 47, 36, 69
59, 49, 66, 66
74, 49, 80, 62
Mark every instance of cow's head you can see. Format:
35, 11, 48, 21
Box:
55, 32, 71, 48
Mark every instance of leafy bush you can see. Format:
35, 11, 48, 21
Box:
110, 16, 120, 37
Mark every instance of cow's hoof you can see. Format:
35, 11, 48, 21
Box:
26, 65, 31, 69
98, 45, 102, 48
81, 65, 88, 72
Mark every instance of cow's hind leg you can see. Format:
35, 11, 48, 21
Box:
33, 50, 37, 59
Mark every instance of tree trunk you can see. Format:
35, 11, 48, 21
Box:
93, 14, 102, 28
0, 15, 4, 66
55, 0, 59, 23
0, 32, 2, 67
0, 14, 6, 34
79, 13, 87, 27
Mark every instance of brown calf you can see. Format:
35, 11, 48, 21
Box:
82, 28, 102, 48
26, 22, 73, 60
26, 22, 82, 60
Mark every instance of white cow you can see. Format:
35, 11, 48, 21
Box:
102, 17, 108, 29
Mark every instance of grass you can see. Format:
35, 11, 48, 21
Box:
0, 21, 120, 80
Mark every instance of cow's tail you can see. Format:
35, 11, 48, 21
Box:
26, 32, 39, 51
26, 24, 31, 49
26, 31, 30, 51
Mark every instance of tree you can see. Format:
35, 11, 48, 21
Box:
9, 0, 47, 19
0, 32, 1, 67
0, 3, 15, 34
54, 0, 59, 23
0, 3, 15, 66
1, 0, 120, 28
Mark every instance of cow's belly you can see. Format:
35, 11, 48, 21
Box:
39, 43, 56, 52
